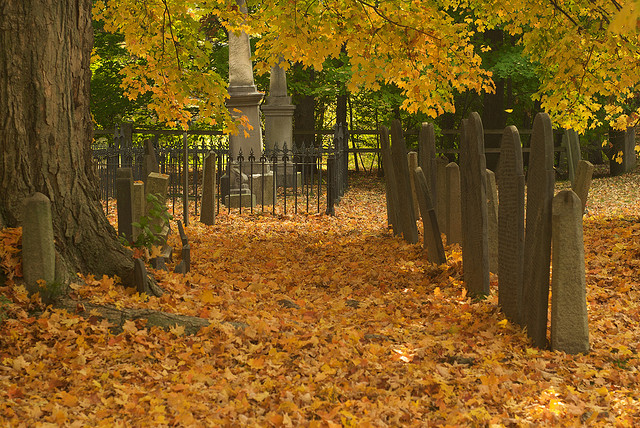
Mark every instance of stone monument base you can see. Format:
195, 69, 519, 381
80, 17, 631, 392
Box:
224, 192, 256, 208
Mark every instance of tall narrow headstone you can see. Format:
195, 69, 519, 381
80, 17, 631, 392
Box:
143, 139, 159, 181
380, 126, 399, 234
459, 113, 490, 296
497, 126, 525, 325
418, 123, 438, 204
523, 112, 555, 348
572, 160, 594, 214
562, 129, 581, 185
550, 190, 589, 354
145, 172, 170, 240
200, 152, 217, 225
408, 152, 420, 219
413, 167, 446, 264
116, 168, 134, 242
132, 182, 145, 243
390, 120, 419, 244
435, 156, 448, 234
445, 162, 462, 246
485, 169, 499, 274
22, 193, 55, 294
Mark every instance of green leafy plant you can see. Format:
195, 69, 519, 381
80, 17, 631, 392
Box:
130, 193, 173, 250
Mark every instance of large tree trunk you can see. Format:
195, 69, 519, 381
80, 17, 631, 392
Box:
0, 0, 133, 282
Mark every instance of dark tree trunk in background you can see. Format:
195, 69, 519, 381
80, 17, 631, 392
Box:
482, 29, 507, 171
0, 0, 134, 281
293, 64, 316, 149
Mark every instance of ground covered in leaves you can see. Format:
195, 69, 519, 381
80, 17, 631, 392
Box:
1, 167, 640, 426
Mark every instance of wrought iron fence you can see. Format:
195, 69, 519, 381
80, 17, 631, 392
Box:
91, 125, 349, 223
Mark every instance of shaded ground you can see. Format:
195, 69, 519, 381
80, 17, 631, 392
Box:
1, 166, 640, 426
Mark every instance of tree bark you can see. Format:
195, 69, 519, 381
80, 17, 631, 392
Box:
0, 0, 134, 282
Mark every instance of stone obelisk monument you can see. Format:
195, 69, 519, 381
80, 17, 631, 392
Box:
262, 60, 295, 151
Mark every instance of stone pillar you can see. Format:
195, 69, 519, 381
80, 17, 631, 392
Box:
200, 152, 217, 225
445, 162, 462, 246
408, 151, 420, 219
227, 0, 264, 161
551, 190, 590, 354
497, 126, 526, 325
22, 193, 55, 294
523, 112, 555, 348
459, 113, 490, 297
485, 169, 499, 274
262, 60, 295, 151
116, 168, 134, 242
572, 160, 594, 214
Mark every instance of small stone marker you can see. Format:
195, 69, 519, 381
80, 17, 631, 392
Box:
132, 182, 145, 243
150, 257, 168, 271
181, 244, 191, 273
413, 167, 446, 264
459, 113, 490, 296
523, 112, 555, 348
134, 258, 148, 295
200, 151, 217, 225
408, 151, 420, 219
497, 126, 526, 325
22, 193, 55, 294
390, 120, 418, 244
485, 169, 499, 274
435, 155, 449, 234
550, 190, 590, 354
572, 160, 594, 214
380, 126, 399, 234
116, 168, 134, 242
445, 162, 462, 246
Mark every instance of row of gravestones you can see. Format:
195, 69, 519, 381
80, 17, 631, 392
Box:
382, 112, 595, 354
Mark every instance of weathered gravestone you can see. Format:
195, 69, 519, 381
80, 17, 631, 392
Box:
390, 120, 419, 244
609, 126, 637, 176
435, 155, 449, 234
413, 167, 446, 264
572, 160, 594, 214
380, 126, 399, 234
408, 151, 420, 219
116, 168, 134, 242
523, 112, 555, 348
497, 126, 526, 325
143, 139, 159, 182
459, 113, 490, 296
224, 163, 256, 208
174, 220, 191, 274
22, 193, 55, 294
445, 162, 462, 246
146, 172, 170, 241
200, 151, 217, 225
550, 190, 590, 354
418, 122, 438, 208
486, 169, 499, 274
132, 182, 145, 243
561, 130, 581, 185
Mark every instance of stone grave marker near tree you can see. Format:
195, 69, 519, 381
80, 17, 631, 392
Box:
116, 167, 134, 243
200, 151, 217, 225
435, 155, 449, 234
132, 182, 145, 243
22, 193, 56, 294
562, 129, 581, 185
418, 122, 438, 206
523, 112, 556, 348
551, 190, 590, 354
459, 113, 490, 296
380, 126, 399, 234
497, 126, 526, 325
572, 160, 595, 214
390, 120, 418, 244
486, 169, 499, 274
413, 167, 446, 264
408, 151, 420, 219
445, 162, 462, 246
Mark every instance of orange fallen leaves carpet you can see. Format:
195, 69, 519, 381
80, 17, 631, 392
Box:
1, 168, 640, 426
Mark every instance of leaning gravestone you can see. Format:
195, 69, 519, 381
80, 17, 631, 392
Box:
408, 152, 420, 219
435, 156, 449, 234
413, 167, 446, 264
550, 190, 590, 354
445, 162, 462, 246
380, 126, 399, 234
22, 193, 55, 294
485, 169, 499, 274
116, 168, 134, 242
497, 126, 526, 325
418, 123, 438, 208
572, 160, 594, 214
200, 151, 217, 225
523, 112, 555, 348
390, 120, 418, 244
459, 113, 490, 296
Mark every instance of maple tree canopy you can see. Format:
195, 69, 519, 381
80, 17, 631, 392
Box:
95, 0, 640, 132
